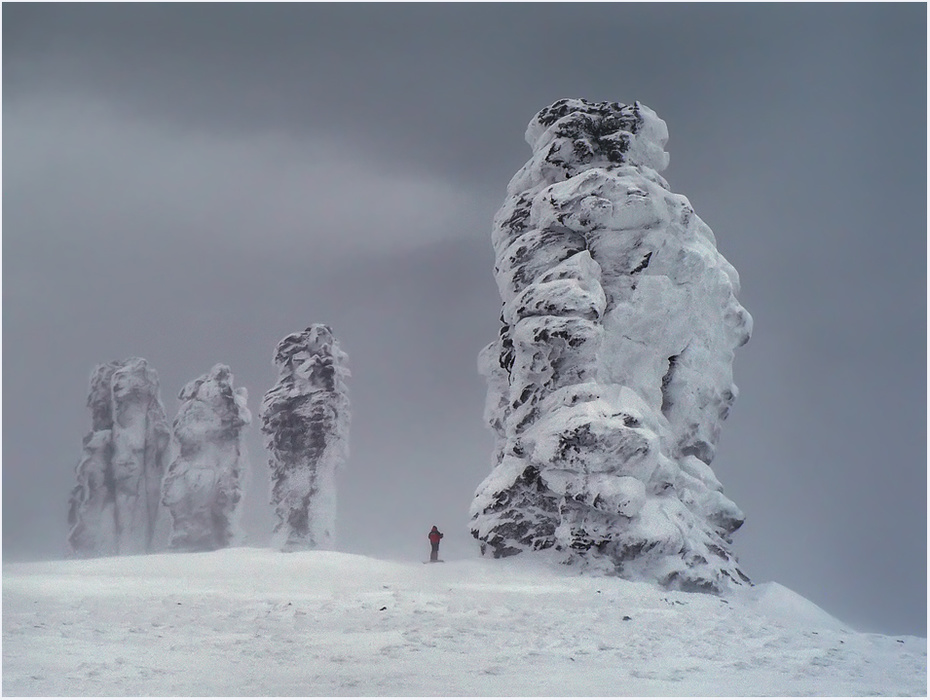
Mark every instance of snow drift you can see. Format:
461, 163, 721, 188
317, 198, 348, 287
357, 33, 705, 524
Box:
260, 325, 351, 551
471, 98, 753, 592
3, 550, 925, 696
68, 358, 171, 556
162, 363, 251, 552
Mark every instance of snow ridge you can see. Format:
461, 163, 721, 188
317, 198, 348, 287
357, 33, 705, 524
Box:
260, 325, 351, 551
471, 98, 753, 592
4, 551, 925, 696
68, 358, 171, 556
162, 364, 251, 552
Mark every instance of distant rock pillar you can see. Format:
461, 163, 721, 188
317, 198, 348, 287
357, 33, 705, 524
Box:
68, 357, 170, 556
260, 325, 351, 551
162, 364, 251, 552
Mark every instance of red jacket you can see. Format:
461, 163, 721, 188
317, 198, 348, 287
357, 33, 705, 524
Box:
429, 528, 443, 544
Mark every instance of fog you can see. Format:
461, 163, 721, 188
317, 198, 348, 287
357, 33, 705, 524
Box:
3, 3, 925, 636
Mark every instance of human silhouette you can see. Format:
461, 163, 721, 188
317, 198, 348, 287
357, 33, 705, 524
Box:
428, 525, 443, 562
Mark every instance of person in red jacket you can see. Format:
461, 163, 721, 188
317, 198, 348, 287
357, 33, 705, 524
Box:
428, 526, 443, 562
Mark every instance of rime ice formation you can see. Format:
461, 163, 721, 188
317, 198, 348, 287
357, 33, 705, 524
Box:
470, 99, 753, 592
68, 358, 171, 556
260, 325, 350, 551
162, 364, 251, 552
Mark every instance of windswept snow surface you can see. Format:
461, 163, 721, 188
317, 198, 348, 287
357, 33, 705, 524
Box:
3, 549, 925, 696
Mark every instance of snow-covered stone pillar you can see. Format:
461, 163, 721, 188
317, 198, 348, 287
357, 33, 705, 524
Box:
68, 357, 171, 556
68, 362, 121, 556
162, 364, 251, 552
260, 325, 350, 551
470, 99, 753, 592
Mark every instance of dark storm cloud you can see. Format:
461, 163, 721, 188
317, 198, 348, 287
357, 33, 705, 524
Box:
3, 3, 925, 637
3, 95, 474, 258
9, 4, 911, 190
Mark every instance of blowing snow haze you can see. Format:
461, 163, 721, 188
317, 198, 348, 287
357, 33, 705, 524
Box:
2, 4, 926, 637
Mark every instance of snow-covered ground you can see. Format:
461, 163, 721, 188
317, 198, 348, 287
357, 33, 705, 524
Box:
3, 548, 925, 696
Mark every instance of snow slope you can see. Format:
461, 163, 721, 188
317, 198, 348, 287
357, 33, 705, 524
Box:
3, 548, 925, 696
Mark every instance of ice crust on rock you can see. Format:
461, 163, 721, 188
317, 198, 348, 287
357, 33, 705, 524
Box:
260, 325, 350, 551
470, 99, 753, 592
162, 364, 251, 552
68, 358, 171, 556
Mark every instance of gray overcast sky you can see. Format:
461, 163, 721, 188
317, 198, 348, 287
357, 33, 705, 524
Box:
3, 3, 925, 637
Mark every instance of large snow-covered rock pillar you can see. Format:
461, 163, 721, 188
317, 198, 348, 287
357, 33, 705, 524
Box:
68, 357, 171, 556
470, 99, 753, 592
260, 325, 350, 551
162, 364, 251, 552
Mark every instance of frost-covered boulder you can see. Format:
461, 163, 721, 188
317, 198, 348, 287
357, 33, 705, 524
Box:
68, 358, 171, 556
470, 99, 753, 592
260, 325, 350, 551
162, 364, 251, 552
